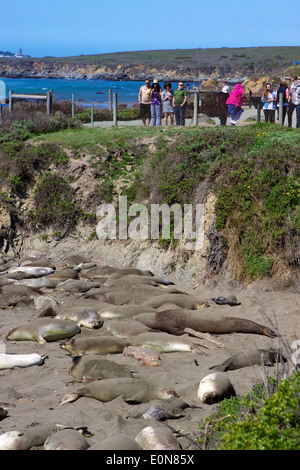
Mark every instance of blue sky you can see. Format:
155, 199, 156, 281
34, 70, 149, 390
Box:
1, 0, 299, 57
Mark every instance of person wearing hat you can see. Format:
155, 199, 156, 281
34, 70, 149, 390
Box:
172, 82, 187, 126
150, 80, 162, 126
218, 86, 230, 126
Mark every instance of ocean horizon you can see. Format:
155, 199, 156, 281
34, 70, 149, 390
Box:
0, 77, 200, 109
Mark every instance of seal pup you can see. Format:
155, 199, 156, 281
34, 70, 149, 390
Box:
59, 336, 129, 356
133, 310, 276, 337
213, 295, 241, 306
69, 355, 133, 382
130, 332, 202, 353
59, 378, 179, 405
127, 397, 191, 421
135, 425, 181, 450
0, 352, 47, 370
209, 348, 287, 371
88, 434, 142, 450
6, 318, 81, 344
40, 306, 103, 329
43, 429, 90, 450
197, 372, 236, 404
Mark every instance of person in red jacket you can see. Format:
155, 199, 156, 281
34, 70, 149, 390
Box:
226, 83, 244, 126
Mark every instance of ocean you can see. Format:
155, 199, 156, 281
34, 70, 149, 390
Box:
0, 77, 198, 109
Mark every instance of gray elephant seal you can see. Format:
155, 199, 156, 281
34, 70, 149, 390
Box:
98, 304, 157, 319
127, 397, 191, 421
130, 332, 200, 353
134, 310, 276, 337
0, 424, 66, 450
59, 378, 179, 405
88, 434, 142, 450
209, 348, 287, 371
141, 294, 207, 310
197, 372, 236, 404
135, 425, 181, 450
56, 279, 101, 293
15, 278, 59, 289
44, 429, 90, 450
83, 286, 184, 306
6, 318, 81, 344
69, 355, 133, 382
106, 319, 157, 338
40, 306, 103, 329
0, 284, 45, 308
46, 268, 79, 280
59, 336, 129, 356
213, 295, 241, 306
7, 266, 54, 277
0, 352, 47, 370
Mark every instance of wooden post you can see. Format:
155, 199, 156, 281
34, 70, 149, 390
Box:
0, 105, 2, 122
109, 89, 112, 112
46, 90, 53, 115
278, 93, 284, 126
193, 92, 199, 127
91, 103, 94, 126
72, 92, 75, 118
257, 104, 261, 123
113, 93, 118, 126
9, 90, 13, 112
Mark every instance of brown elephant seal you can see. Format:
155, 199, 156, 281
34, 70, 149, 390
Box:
213, 295, 241, 306
127, 397, 191, 421
40, 306, 103, 329
133, 309, 276, 337
0, 352, 47, 370
197, 372, 236, 404
69, 355, 133, 382
88, 434, 142, 450
56, 279, 101, 293
209, 348, 286, 372
141, 294, 207, 310
106, 319, 157, 338
15, 277, 59, 289
0, 284, 46, 308
0, 424, 67, 450
43, 429, 90, 450
59, 336, 129, 356
135, 425, 181, 450
46, 268, 79, 280
6, 318, 81, 344
59, 378, 179, 405
130, 332, 201, 353
0, 408, 8, 421
83, 286, 184, 306
104, 274, 174, 288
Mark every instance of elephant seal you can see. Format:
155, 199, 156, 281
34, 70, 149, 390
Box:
89, 434, 142, 450
0, 284, 46, 308
15, 277, 59, 289
83, 286, 184, 306
7, 266, 54, 277
106, 319, 157, 338
40, 306, 103, 329
130, 332, 200, 353
6, 318, 81, 344
44, 429, 90, 450
213, 295, 241, 306
104, 274, 174, 288
46, 268, 79, 280
0, 408, 8, 421
141, 294, 207, 310
69, 355, 133, 382
0, 424, 66, 450
127, 397, 191, 421
0, 352, 47, 370
59, 336, 129, 356
133, 309, 276, 337
98, 304, 157, 319
56, 279, 101, 293
209, 348, 287, 372
59, 378, 179, 405
197, 372, 236, 404
135, 425, 181, 450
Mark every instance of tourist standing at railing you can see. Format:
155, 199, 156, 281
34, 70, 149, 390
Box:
172, 82, 187, 126
288, 75, 300, 128
161, 82, 174, 126
275, 81, 289, 125
138, 79, 152, 126
261, 83, 276, 123
217, 86, 230, 126
150, 80, 162, 126
226, 83, 244, 126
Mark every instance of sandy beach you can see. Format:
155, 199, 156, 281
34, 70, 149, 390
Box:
0, 247, 299, 451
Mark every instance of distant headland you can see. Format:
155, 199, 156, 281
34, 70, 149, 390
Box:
0, 46, 299, 81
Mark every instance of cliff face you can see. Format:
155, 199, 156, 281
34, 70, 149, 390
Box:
0, 59, 248, 82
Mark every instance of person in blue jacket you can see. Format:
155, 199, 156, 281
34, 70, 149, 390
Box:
261, 83, 276, 123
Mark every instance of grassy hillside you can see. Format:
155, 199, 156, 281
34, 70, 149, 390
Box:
0, 107, 299, 282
